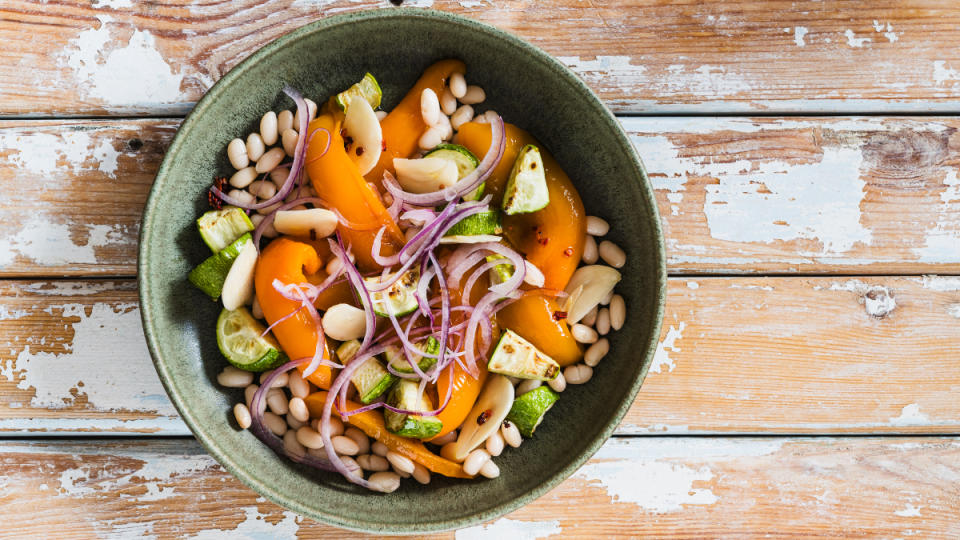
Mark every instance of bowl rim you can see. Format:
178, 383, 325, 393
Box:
139, 7, 665, 534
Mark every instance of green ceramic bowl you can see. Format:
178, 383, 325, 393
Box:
139, 8, 664, 534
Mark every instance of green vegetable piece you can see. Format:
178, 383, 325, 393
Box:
444, 209, 502, 237
216, 307, 287, 372
506, 385, 559, 438
488, 330, 560, 381
486, 254, 514, 286
338, 340, 396, 404
502, 144, 549, 215
384, 379, 443, 439
384, 336, 440, 374
197, 206, 254, 253
364, 268, 420, 318
336, 72, 383, 111
425, 143, 485, 200
188, 233, 253, 299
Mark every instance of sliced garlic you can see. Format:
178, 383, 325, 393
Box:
563, 265, 622, 324
451, 375, 514, 461
221, 240, 258, 310
343, 95, 383, 176
273, 208, 338, 238
393, 157, 459, 193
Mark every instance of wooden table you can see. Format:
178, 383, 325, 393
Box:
2, 1, 959, 537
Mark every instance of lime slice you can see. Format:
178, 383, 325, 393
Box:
189, 233, 252, 300
336, 72, 382, 110
444, 209, 502, 237
339, 340, 396, 404
425, 144, 484, 201
364, 268, 420, 318
502, 144, 549, 215
384, 379, 443, 438
488, 330, 560, 381
486, 254, 514, 285
197, 207, 254, 253
216, 307, 287, 372
506, 385, 559, 437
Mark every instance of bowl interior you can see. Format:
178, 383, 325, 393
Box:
140, 8, 664, 534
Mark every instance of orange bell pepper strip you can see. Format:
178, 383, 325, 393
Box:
426, 361, 488, 441
364, 59, 466, 188
496, 293, 583, 367
456, 121, 587, 291
305, 114, 404, 272
254, 238, 333, 389
304, 391, 473, 479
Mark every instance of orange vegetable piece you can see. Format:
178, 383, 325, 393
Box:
456, 122, 587, 291
364, 59, 467, 187
304, 391, 473, 479
255, 238, 333, 389
305, 114, 404, 272
496, 293, 583, 367
427, 361, 488, 441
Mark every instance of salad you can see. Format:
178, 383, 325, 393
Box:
189, 60, 628, 493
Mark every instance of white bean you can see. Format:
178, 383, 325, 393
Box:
233, 403, 252, 429
582, 235, 599, 264
368, 471, 401, 493
485, 431, 505, 457
256, 201, 283, 216
436, 113, 453, 141
322, 303, 367, 341
418, 126, 443, 151
430, 430, 457, 447
293, 98, 318, 128
450, 104, 474, 130
244, 384, 259, 409
516, 379, 542, 396
283, 429, 306, 456
440, 88, 457, 115
259, 369, 289, 388
362, 454, 390, 472
288, 397, 309, 423
317, 416, 344, 437
581, 305, 598, 326
260, 111, 278, 146
340, 455, 361, 476
420, 88, 442, 126
277, 110, 294, 135
260, 218, 278, 238
479, 460, 500, 479
227, 138, 249, 169
332, 435, 359, 456
585, 338, 610, 367
483, 110, 499, 123
263, 411, 287, 436
226, 189, 255, 207
598, 240, 626, 268
601, 288, 614, 305
356, 454, 372, 470
609, 294, 626, 330
288, 371, 309, 399
375, 110, 388, 121
596, 307, 611, 336
586, 216, 610, 236
501, 420, 522, 448
266, 388, 289, 415
286, 413, 305, 431
246, 133, 266, 162
564, 364, 593, 385
548, 371, 567, 392
256, 147, 286, 173
325, 257, 343, 277
412, 462, 431, 485
372, 441, 389, 457
449, 72, 467, 98
296, 426, 325, 449
217, 366, 254, 388
345, 427, 370, 455
281, 128, 299, 157
386, 451, 415, 474
251, 295, 264, 319
571, 323, 598, 344
229, 166, 257, 188
462, 448, 491, 476
248, 180, 277, 200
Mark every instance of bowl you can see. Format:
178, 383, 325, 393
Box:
139, 8, 664, 534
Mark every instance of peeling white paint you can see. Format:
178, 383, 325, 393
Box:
58, 451, 217, 499
92, 0, 134, 7
915, 170, 960, 263
650, 322, 684, 374
665, 64, 753, 97
686, 281, 699, 290
947, 305, 960, 319
828, 280, 896, 317
22, 281, 124, 296
933, 61, 960, 86
0, 417, 187, 435
794, 26, 808, 47
0, 306, 28, 321
456, 518, 562, 540
844, 29, 871, 48
187, 507, 301, 539
0, 130, 122, 178
917, 275, 960, 291
0, 216, 130, 268
894, 504, 922, 517
889, 404, 931, 427
872, 21, 900, 43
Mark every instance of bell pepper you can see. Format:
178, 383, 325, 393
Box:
496, 293, 583, 367
456, 121, 586, 291
255, 238, 333, 389
305, 114, 404, 271
427, 361, 488, 441
364, 59, 466, 187
304, 391, 472, 479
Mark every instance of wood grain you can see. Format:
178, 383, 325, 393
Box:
3, 117, 960, 276
4, 1, 960, 116
1, 437, 957, 538
3, 277, 958, 435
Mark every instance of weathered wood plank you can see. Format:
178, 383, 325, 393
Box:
4, 1, 960, 115
3, 277, 959, 435
1, 437, 957, 538
3, 117, 960, 276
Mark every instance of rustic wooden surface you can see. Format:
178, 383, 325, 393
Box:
1, 1, 959, 537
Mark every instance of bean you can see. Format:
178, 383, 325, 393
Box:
360, 454, 389, 472
581, 305, 598, 326
226, 189, 255, 207
259, 369, 289, 388
412, 462, 431, 485
286, 413, 305, 431
256, 201, 283, 216
325, 257, 343, 277
585, 338, 610, 367
571, 323, 598, 344
473, 114, 489, 124
596, 307, 611, 336
548, 370, 567, 392
256, 147, 286, 173
325, 416, 345, 437
260, 218, 278, 238
450, 104, 474, 130
248, 180, 276, 200
283, 430, 306, 456
436, 113, 453, 141
516, 379, 542, 396
501, 421, 522, 448
598, 240, 626, 268
449, 72, 467, 98
586, 216, 610, 236
233, 403, 252, 429
356, 454, 371, 470
307, 447, 327, 460
430, 430, 457, 447
440, 88, 457, 115
375, 110, 388, 121
229, 166, 257, 188
296, 426, 325, 449
420, 88, 442, 126
288, 371, 309, 399
227, 138, 249, 169
260, 111, 278, 146
245, 133, 266, 162
244, 384, 259, 409
277, 110, 294, 135
288, 397, 309, 423
368, 471, 401, 493
332, 435, 359, 456
601, 288, 614, 305
281, 128, 299, 157
345, 427, 371, 455
582, 235, 599, 264
418, 126, 444, 151
372, 441, 389, 457
340, 455, 361, 476
217, 366, 254, 388
485, 431, 505, 457
251, 296, 264, 319
321, 303, 367, 341
609, 294, 626, 330
461, 85, 485, 105
263, 411, 287, 436
564, 364, 593, 385
462, 448, 491, 476
266, 388, 289, 415
506, 376, 522, 386
483, 110, 499, 123
479, 460, 500, 479
293, 98, 318, 128
386, 451, 415, 474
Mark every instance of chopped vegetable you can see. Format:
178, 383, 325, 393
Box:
188, 232, 253, 299
488, 329, 560, 381
384, 379, 443, 439
335, 72, 383, 110
197, 206, 254, 253
364, 267, 420, 318
425, 143, 483, 200
217, 307, 287, 372
384, 336, 440, 374
338, 340, 396, 404
506, 385, 559, 437
443, 209, 502, 237
502, 145, 549, 215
